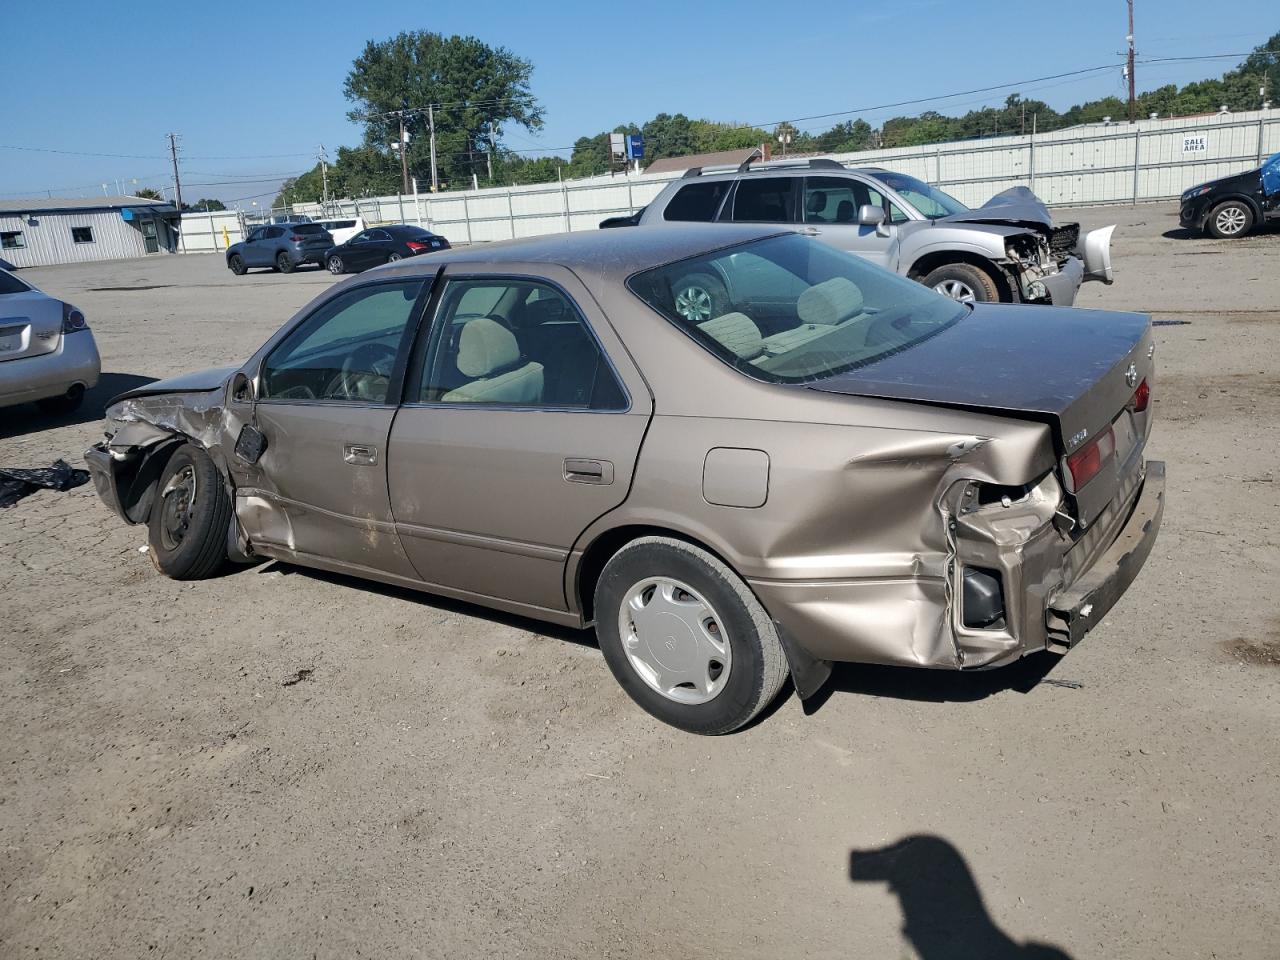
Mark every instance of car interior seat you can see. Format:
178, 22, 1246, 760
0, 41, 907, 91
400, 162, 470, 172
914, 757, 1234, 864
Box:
441, 317, 544, 403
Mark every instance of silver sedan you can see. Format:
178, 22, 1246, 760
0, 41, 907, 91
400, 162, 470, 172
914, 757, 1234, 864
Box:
0, 268, 100, 414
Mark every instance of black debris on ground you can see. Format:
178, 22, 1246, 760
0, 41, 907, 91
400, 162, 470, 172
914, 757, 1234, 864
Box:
0, 459, 91, 508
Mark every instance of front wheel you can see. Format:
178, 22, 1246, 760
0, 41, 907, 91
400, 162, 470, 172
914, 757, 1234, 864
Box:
671, 272, 728, 325
146, 444, 231, 580
228, 254, 246, 276
327, 255, 345, 275
922, 262, 1001, 303
594, 537, 789, 734
1206, 200, 1253, 239
276, 252, 296, 273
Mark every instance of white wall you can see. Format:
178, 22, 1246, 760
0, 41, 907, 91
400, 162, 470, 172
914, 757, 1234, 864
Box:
289, 110, 1279, 244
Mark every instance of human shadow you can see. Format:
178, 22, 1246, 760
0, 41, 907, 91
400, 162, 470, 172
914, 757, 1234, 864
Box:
0, 372, 157, 439
850, 835, 1073, 959
802, 651, 1070, 714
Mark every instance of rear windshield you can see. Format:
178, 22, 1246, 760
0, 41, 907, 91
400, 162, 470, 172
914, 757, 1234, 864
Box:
327, 220, 356, 229
628, 234, 965, 385
291, 224, 328, 236
0, 271, 30, 295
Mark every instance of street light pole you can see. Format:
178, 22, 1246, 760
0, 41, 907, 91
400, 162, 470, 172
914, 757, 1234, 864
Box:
1126, 0, 1137, 123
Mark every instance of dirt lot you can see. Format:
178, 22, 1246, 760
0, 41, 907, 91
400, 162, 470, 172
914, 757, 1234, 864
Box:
2, 205, 1278, 959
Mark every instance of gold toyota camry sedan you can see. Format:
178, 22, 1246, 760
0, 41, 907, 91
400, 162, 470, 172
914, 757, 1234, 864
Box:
87, 225, 1163, 733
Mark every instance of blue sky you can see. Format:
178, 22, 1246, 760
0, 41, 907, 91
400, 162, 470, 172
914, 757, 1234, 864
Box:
1, 0, 1273, 204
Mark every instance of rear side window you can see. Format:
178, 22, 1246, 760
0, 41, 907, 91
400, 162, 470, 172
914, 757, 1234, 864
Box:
663, 181, 731, 222
265, 227, 285, 239
729, 178, 796, 223
0, 271, 30, 294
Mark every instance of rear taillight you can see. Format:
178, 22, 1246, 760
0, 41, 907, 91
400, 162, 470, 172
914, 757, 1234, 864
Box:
1129, 378, 1150, 413
1066, 425, 1116, 491
61, 302, 87, 334
405, 241, 428, 252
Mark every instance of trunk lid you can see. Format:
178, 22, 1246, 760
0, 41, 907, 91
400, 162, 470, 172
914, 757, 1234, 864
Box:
808, 302, 1153, 526
0, 291, 63, 362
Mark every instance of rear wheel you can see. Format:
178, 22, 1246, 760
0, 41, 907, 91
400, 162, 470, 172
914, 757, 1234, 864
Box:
276, 252, 296, 273
146, 444, 231, 580
1206, 200, 1253, 239
386, 252, 403, 264
594, 537, 789, 735
228, 254, 246, 276
35, 384, 85, 416
327, 255, 345, 275
923, 262, 1000, 303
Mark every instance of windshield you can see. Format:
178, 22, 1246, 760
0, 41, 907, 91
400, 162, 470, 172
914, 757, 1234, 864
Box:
876, 172, 969, 219
628, 234, 966, 385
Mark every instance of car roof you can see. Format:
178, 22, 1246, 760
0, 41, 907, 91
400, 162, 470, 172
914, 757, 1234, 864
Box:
383, 224, 785, 279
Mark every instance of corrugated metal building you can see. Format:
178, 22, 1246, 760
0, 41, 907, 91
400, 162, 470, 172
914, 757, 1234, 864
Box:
0, 196, 180, 268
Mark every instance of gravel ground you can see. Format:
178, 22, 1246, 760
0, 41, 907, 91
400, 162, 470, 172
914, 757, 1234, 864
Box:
2, 205, 1278, 960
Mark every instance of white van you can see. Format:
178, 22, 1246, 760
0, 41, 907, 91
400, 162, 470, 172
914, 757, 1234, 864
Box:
312, 217, 365, 247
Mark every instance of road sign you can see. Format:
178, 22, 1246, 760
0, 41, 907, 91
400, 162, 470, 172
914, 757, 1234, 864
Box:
626, 135, 645, 160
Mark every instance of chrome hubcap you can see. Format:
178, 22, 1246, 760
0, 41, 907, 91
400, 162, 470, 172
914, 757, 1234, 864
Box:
388, 253, 402, 262
328, 257, 342, 274
1216, 207, 1247, 235
674, 285, 714, 323
935, 279, 977, 302
158, 465, 197, 551
618, 577, 731, 704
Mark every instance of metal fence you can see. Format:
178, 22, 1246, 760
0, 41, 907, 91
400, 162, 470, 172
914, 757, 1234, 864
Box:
184, 109, 1278, 251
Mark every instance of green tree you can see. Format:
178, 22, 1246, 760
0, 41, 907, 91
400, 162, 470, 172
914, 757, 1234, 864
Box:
343, 31, 543, 189
182, 198, 226, 211
133, 187, 163, 200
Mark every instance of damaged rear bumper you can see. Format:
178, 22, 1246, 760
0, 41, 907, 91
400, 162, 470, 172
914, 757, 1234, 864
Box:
1045, 460, 1164, 649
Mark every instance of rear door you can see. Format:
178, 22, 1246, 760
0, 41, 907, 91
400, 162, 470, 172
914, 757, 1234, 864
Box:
0, 276, 62, 363
801, 175, 902, 270
386, 265, 652, 615
231, 277, 430, 577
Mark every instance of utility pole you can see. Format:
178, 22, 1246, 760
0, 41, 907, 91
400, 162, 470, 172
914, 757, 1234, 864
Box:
398, 112, 410, 195
428, 104, 439, 193
1126, 0, 1137, 123
318, 145, 330, 209
487, 121, 496, 182
167, 132, 183, 211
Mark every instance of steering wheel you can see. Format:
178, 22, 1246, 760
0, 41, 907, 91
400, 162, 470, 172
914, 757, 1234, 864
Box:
323, 343, 397, 400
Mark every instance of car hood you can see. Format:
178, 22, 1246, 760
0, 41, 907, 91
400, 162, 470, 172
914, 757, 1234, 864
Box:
808, 302, 1151, 457
111, 365, 236, 403
1183, 168, 1260, 198
935, 185, 1056, 230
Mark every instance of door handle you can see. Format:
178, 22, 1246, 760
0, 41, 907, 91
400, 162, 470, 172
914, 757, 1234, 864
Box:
343, 443, 378, 465
564, 458, 614, 485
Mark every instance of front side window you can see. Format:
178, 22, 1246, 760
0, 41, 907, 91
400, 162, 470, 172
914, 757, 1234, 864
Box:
417, 278, 625, 409
628, 234, 965, 385
1, 231, 25, 249
71, 226, 94, 244
261, 280, 423, 403
728, 177, 796, 223
875, 173, 967, 219
664, 181, 731, 222
803, 176, 893, 224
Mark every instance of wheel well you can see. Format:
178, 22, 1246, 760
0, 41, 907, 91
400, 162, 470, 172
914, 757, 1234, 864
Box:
1208, 194, 1262, 219
119, 437, 187, 524
574, 524, 737, 623
907, 251, 1012, 301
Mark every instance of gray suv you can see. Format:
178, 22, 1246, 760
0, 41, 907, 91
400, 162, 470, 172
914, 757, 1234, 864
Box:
628, 158, 1114, 308
227, 223, 333, 275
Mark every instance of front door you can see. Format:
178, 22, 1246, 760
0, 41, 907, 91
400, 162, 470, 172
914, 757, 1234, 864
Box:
387, 267, 652, 615
801, 175, 901, 271
231, 277, 428, 578
140, 219, 159, 254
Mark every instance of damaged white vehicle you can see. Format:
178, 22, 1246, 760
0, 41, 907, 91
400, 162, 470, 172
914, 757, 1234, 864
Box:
626, 159, 1115, 307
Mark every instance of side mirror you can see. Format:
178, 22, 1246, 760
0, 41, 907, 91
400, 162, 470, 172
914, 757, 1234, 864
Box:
858, 204, 886, 226
230, 370, 255, 404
